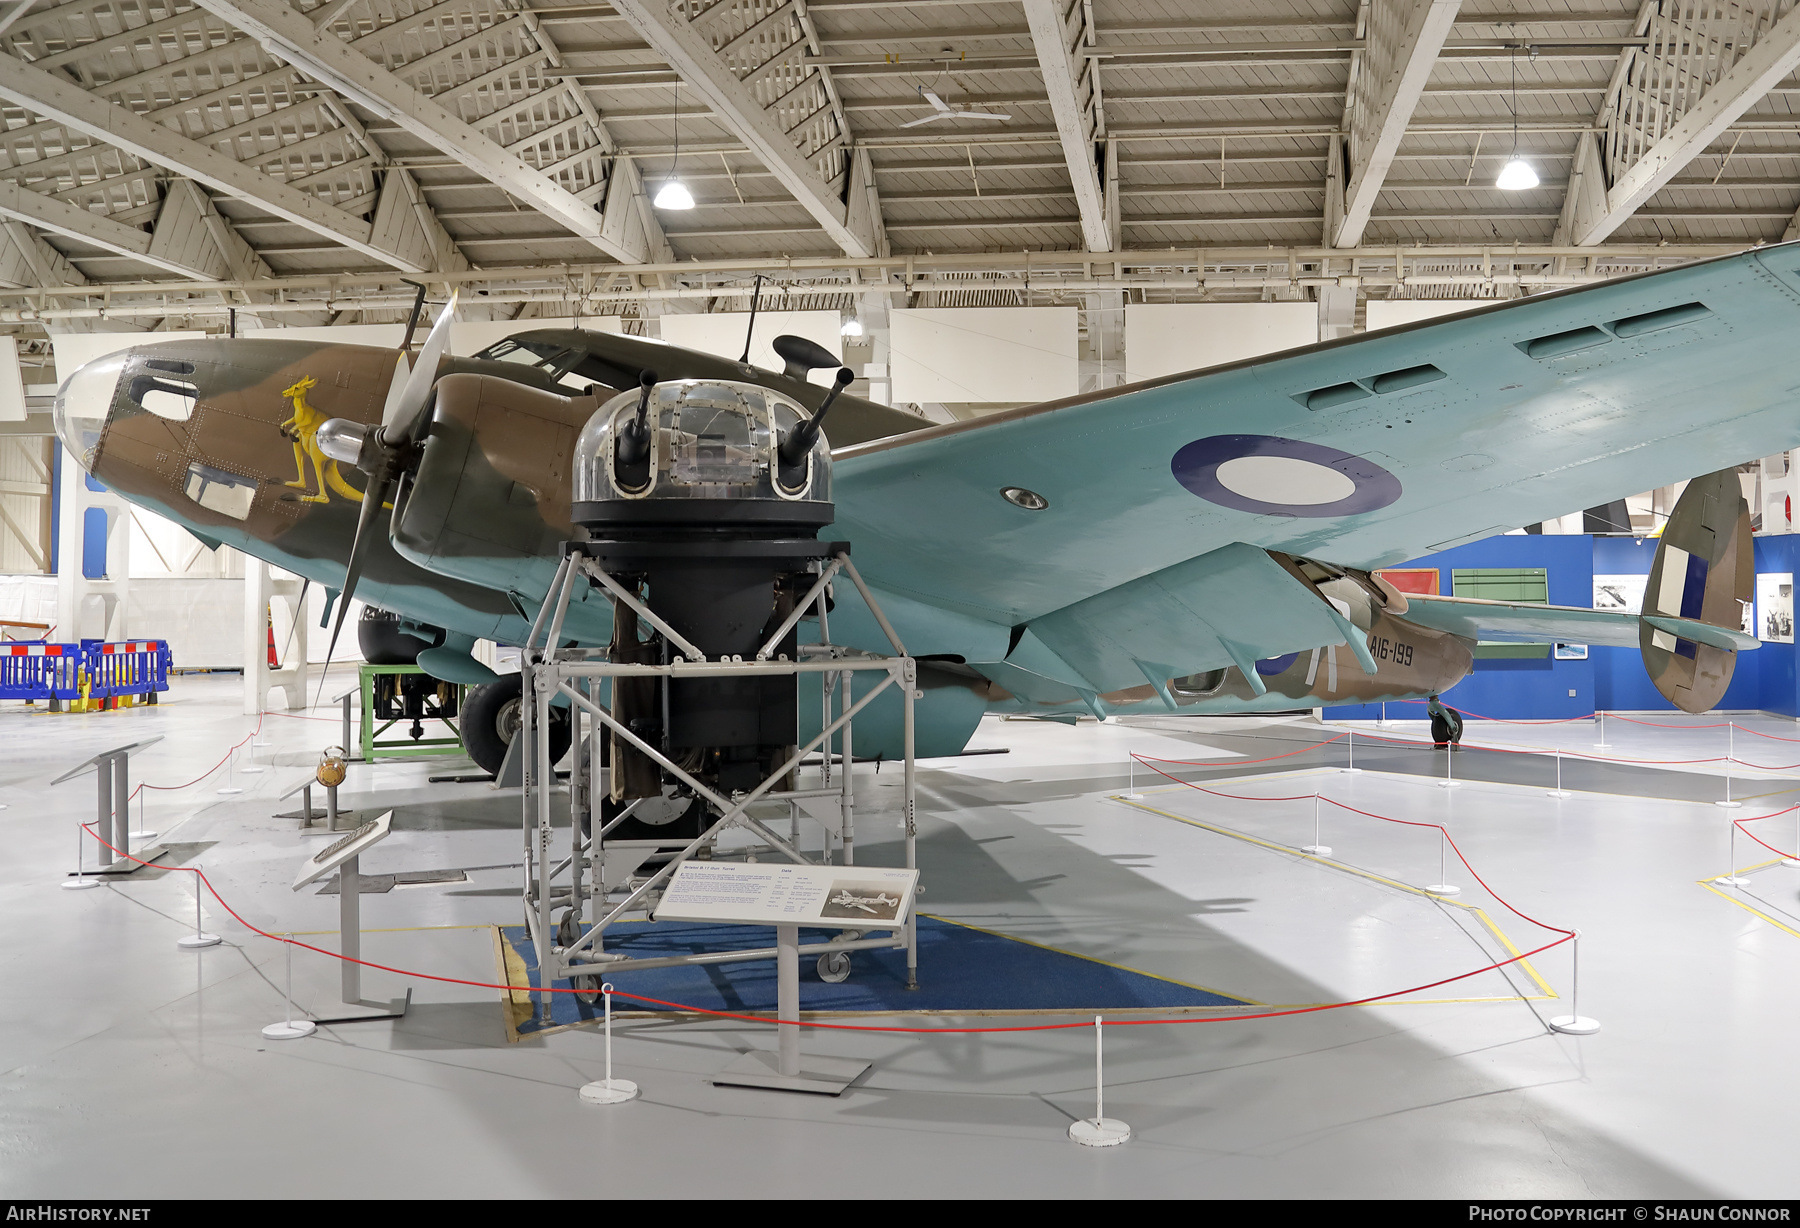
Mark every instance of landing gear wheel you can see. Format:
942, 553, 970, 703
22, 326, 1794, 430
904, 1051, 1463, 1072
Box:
463, 674, 571, 776
817, 951, 851, 983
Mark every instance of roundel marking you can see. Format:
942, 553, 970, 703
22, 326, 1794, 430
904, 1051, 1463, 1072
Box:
1171, 435, 1402, 518
1254, 652, 1299, 677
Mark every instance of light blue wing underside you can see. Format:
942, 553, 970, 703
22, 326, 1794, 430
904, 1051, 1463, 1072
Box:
835, 247, 1800, 670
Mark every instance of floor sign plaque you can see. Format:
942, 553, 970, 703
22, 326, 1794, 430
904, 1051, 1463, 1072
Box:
655, 862, 917, 929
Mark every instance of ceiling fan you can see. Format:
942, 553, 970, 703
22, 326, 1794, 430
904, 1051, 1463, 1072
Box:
900, 86, 1011, 128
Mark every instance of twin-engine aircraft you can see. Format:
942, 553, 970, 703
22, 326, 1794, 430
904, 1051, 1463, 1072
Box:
52, 244, 1791, 777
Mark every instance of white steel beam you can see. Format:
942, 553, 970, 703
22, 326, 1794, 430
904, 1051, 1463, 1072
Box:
191, 0, 645, 264
0, 175, 238, 280
1333, 0, 1461, 248
1570, 4, 1800, 246
607, 0, 876, 259
0, 51, 415, 270
1023, 0, 1109, 252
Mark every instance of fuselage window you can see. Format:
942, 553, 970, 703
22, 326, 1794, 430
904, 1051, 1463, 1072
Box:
1168, 669, 1228, 697
185, 461, 255, 520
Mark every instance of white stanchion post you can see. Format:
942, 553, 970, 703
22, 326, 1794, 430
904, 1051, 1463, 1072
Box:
1547, 748, 1571, 799
1717, 722, 1741, 808
1786, 807, 1800, 869
128, 789, 156, 845
1342, 726, 1362, 774
1068, 1015, 1130, 1146
1124, 755, 1142, 800
217, 746, 243, 796
62, 820, 98, 890
1301, 792, 1331, 856
1378, 702, 1387, 727
177, 879, 222, 949
1549, 930, 1600, 1035
1438, 740, 1461, 788
1716, 817, 1751, 887
580, 983, 640, 1104
1593, 709, 1610, 749
262, 936, 316, 1040
1426, 827, 1460, 896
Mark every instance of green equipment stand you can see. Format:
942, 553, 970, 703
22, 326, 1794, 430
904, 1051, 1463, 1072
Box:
359, 664, 466, 761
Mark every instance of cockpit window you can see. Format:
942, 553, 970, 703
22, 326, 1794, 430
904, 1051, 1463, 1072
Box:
474, 339, 591, 389
476, 334, 639, 393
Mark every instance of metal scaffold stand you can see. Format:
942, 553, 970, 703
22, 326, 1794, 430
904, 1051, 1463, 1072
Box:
516, 548, 919, 1027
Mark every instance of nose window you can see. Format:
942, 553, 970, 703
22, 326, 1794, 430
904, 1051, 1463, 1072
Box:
128, 374, 199, 421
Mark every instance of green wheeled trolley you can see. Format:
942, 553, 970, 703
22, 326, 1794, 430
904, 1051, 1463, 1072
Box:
358, 664, 466, 761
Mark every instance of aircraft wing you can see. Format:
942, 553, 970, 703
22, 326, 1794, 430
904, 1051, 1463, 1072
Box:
1396, 593, 1760, 652
831, 245, 1800, 691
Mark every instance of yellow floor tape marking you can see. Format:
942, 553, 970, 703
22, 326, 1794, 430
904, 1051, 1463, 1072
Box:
494, 926, 536, 1043
1114, 795, 1555, 1004
1696, 858, 1800, 940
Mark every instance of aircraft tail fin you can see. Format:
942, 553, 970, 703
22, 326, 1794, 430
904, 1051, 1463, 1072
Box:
1640, 470, 1754, 713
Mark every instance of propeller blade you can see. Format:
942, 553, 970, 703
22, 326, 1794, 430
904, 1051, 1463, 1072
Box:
382, 289, 459, 446
376, 351, 409, 433
314, 471, 393, 707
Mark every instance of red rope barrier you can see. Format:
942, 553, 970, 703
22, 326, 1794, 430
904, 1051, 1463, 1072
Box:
1731, 809, 1800, 861
128, 714, 265, 800
73, 818, 1570, 1035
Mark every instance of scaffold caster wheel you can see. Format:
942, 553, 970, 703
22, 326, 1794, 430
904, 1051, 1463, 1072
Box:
557, 908, 581, 948
817, 952, 852, 983
572, 974, 603, 1006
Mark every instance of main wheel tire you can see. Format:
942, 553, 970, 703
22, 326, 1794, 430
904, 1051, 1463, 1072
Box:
356, 607, 443, 666
463, 674, 571, 776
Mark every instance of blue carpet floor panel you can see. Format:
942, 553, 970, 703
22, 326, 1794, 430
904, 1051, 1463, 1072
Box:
499, 916, 1245, 1037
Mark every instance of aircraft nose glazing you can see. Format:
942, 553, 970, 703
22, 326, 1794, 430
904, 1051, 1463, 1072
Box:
52, 351, 128, 472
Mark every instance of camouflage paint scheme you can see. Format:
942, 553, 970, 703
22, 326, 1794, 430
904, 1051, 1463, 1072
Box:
60, 242, 1800, 755
1638, 469, 1755, 712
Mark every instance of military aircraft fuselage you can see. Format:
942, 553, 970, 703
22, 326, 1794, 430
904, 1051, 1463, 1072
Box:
54, 327, 1482, 740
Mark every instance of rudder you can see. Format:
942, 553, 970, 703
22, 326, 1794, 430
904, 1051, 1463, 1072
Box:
1640, 470, 1753, 713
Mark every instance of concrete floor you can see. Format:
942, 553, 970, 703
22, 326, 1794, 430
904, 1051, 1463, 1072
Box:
4, 673, 1799, 1198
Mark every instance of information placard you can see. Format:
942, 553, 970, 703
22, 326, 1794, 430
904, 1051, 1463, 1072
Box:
655, 861, 917, 929
292, 810, 393, 890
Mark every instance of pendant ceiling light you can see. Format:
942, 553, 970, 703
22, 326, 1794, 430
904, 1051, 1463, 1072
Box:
654, 80, 695, 210
1496, 43, 1538, 191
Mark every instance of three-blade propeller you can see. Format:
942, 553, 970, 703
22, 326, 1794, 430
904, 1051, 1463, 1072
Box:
315, 291, 458, 701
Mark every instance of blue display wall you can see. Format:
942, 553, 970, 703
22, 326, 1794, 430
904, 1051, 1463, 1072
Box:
1325, 533, 1800, 720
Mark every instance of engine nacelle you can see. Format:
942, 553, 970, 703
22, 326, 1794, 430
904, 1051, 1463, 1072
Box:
391, 373, 594, 598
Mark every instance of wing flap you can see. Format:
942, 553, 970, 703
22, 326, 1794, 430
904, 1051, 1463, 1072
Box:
1023, 542, 1351, 693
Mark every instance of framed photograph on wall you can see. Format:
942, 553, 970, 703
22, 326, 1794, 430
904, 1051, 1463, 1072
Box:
1554, 643, 1589, 660
1593, 574, 1647, 613
1757, 573, 1794, 643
